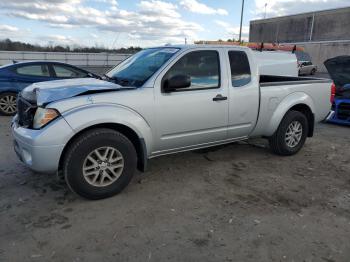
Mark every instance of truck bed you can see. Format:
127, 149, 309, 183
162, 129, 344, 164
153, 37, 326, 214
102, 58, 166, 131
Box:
250, 75, 332, 137
260, 75, 331, 86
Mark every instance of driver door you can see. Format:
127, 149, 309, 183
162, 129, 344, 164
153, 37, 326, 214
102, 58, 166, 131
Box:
153, 49, 229, 154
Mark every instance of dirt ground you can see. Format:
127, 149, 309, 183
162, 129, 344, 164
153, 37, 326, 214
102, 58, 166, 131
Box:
0, 116, 349, 262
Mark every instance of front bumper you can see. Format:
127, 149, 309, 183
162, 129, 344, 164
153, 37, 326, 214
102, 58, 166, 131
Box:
11, 116, 74, 173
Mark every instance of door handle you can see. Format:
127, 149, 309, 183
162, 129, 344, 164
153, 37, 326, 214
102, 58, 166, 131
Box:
212, 94, 227, 101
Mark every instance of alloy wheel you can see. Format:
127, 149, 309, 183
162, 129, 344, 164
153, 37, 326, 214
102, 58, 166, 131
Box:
0, 94, 17, 114
82, 146, 124, 187
285, 121, 303, 148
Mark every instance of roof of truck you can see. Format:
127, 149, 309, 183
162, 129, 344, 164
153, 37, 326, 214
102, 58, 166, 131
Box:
155, 44, 249, 50
154, 45, 297, 56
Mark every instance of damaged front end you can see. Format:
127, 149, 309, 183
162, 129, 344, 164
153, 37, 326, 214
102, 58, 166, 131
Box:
16, 78, 133, 129
16, 93, 37, 128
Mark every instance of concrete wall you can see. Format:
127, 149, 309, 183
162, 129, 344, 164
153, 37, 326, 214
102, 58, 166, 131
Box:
249, 7, 350, 43
297, 41, 350, 72
249, 7, 350, 73
0, 51, 131, 75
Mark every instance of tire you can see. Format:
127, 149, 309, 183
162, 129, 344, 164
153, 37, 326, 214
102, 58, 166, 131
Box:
63, 128, 137, 200
310, 69, 316, 75
0, 92, 17, 116
269, 110, 308, 156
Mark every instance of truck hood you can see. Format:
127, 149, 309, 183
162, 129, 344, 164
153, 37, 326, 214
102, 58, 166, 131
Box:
21, 78, 134, 106
324, 56, 350, 88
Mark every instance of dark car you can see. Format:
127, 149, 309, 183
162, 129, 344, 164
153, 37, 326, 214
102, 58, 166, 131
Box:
325, 56, 350, 125
0, 61, 100, 115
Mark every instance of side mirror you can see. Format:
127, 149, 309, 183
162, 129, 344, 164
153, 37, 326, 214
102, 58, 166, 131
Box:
163, 74, 191, 92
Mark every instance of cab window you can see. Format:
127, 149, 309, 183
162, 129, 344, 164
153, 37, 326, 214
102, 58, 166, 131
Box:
164, 50, 220, 91
16, 65, 50, 77
228, 51, 251, 87
53, 65, 87, 78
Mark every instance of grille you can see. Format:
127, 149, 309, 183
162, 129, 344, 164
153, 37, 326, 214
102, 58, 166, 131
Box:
337, 102, 350, 120
17, 94, 36, 127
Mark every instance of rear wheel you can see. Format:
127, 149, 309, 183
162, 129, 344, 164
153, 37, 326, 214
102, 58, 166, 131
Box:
269, 110, 308, 156
0, 92, 17, 116
63, 128, 137, 200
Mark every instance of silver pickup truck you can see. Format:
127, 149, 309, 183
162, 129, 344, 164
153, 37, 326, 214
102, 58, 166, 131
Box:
12, 45, 332, 199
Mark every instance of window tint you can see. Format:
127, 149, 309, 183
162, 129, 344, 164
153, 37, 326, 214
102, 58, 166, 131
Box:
53, 65, 87, 78
165, 50, 220, 90
16, 65, 49, 77
228, 51, 251, 87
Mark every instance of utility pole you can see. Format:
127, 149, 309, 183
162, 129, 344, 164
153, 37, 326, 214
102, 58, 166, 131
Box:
264, 3, 267, 19
238, 0, 245, 42
185, 37, 187, 45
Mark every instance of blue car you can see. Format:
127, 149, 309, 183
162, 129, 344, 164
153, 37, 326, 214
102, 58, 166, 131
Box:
0, 61, 100, 115
325, 56, 350, 126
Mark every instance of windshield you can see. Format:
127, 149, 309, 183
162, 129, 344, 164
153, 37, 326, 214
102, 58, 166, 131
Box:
106, 47, 180, 87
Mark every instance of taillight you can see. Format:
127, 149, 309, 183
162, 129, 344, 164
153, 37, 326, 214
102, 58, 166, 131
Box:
330, 83, 336, 104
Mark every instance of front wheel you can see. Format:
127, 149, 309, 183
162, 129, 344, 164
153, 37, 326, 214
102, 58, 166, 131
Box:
269, 110, 308, 156
0, 92, 17, 116
63, 128, 137, 200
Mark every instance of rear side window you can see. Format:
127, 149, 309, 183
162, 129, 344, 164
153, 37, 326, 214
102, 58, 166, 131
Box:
16, 65, 50, 77
53, 65, 87, 78
228, 51, 251, 87
165, 50, 220, 91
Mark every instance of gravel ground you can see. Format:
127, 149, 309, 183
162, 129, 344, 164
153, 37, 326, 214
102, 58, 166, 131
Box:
0, 116, 349, 262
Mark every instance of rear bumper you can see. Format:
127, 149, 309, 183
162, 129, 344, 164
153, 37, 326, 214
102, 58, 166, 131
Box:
326, 110, 350, 125
11, 116, 74, 173
326, 99, 350, 126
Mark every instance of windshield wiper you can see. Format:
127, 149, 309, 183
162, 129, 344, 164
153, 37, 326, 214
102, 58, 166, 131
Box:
103, 74, 113, 81
103, 74, 125, 84
103, 75, 137, 87
116, 78, 132, 86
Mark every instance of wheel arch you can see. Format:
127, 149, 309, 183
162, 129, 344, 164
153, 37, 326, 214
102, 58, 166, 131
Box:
266, 92, 315, 137
288, 104, 314, 137
58, 123, 148, 175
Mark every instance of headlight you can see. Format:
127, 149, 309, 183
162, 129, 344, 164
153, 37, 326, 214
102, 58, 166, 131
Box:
33, 108, 60, 129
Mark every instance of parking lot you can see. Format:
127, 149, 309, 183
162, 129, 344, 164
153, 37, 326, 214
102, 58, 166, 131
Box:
0, 116, 350, 261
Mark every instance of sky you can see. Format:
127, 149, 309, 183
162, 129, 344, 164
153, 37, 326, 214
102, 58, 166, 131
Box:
0, 0, 349, 48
